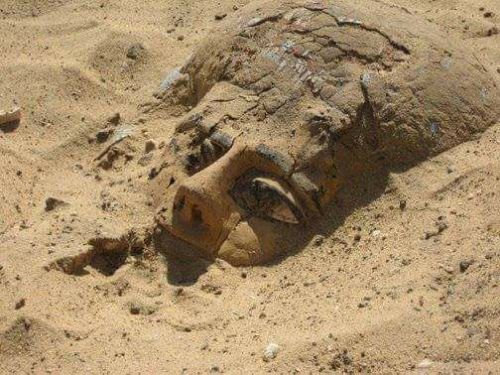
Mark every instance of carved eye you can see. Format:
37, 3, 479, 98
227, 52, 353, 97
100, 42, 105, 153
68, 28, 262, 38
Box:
231, 175, 303, 224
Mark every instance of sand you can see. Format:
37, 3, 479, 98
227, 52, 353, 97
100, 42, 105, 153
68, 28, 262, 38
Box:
0, 0, 499, 373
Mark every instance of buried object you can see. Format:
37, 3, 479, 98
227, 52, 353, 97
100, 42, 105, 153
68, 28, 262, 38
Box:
0, 107, 21, 128
151, 0, 499, 266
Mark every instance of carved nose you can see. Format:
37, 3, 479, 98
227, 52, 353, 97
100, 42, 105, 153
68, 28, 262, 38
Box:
168, 170, 240, 257
174, 181, 221, 233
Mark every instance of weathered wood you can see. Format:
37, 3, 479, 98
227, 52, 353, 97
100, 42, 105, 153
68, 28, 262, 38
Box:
0, 107, 21, 126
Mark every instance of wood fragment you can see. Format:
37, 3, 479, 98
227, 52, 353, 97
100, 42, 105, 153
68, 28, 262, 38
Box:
0, 107, 21, 126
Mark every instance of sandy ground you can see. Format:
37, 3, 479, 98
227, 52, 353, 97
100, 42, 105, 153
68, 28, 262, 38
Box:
0, 0, 499, 373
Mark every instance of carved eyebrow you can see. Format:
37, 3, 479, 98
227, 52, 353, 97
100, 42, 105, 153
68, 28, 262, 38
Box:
254, 143, 295, 176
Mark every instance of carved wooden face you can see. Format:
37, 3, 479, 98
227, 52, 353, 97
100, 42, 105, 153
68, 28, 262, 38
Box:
153, 94, 341, 265
151, 0, 499, 265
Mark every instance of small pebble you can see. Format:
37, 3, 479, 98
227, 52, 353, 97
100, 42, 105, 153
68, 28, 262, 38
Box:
459, 259, 474, 273
107, 112, 121, 125
45, 197, 67, 212
145, 139, 157, 153
129, 306, 140, 315
444, 266, 454, 274
15, 298, 26, 310
487, 27, 499, 36
399, 200, 407, 210
416, 359, 433, 369
313, 235, 325, 247
126, 43, 145, 60
96, 128, 114, 143
263, 343, 280, 361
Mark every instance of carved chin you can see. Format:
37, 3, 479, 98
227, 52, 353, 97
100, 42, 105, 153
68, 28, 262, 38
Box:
217, 222, 261, 266
157, 206, 272, 266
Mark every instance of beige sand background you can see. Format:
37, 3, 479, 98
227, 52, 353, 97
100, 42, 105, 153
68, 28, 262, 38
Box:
0, 0, 499, 373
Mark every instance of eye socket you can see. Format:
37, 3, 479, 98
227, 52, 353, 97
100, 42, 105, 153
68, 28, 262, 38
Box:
231, 174, 303, 224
